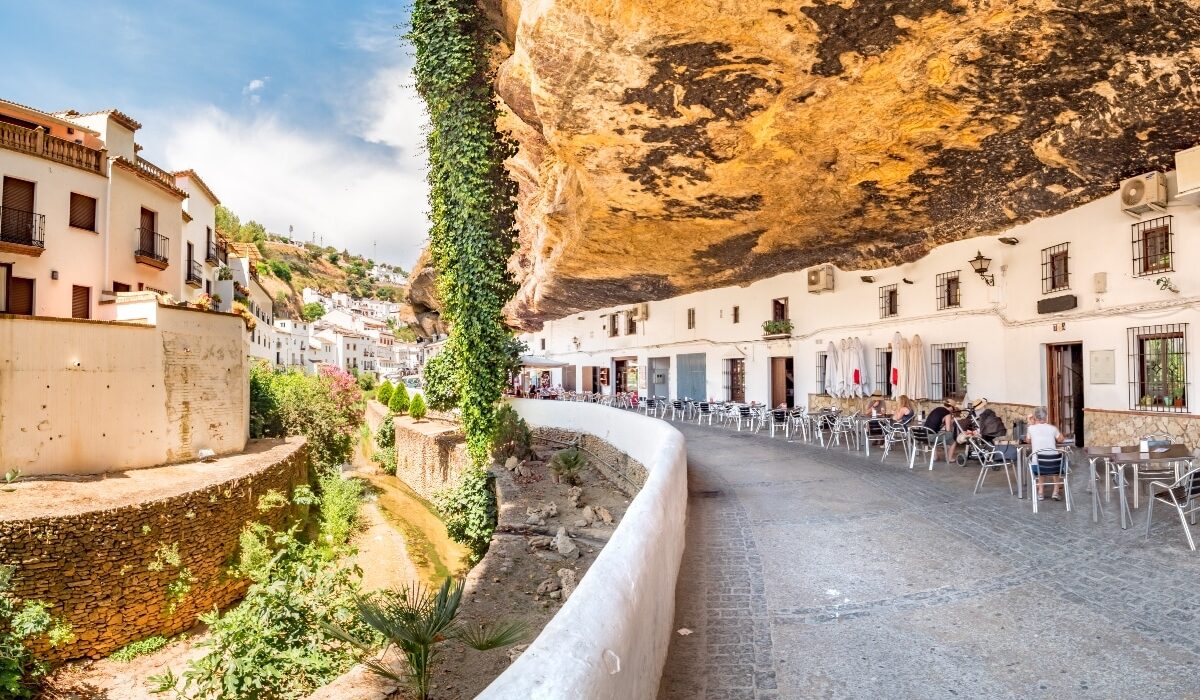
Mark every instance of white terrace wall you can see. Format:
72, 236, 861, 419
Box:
0, 300, 248, 475
479, 399, 688, 700
524, 171, 1200, 442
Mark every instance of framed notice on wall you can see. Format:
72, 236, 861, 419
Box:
1089, 350, 1115, 384
599, 367, 610, 385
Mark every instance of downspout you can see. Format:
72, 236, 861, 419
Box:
102, 156, 114, 295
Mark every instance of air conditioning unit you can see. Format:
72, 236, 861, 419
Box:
629, 303, 649, 321
1119, 171, 1167, 218
807, 264, 835, 294
1176, 145, 1200, 203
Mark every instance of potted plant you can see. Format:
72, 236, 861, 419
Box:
1139, 395, 1153, 408
762, 319, 794, 337
217, 265, 233, 281
1175, 393, 1186, 408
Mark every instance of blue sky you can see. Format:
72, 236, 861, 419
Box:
0, 0, 429, 269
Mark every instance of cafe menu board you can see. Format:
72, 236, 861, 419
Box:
599, 367, 610, 385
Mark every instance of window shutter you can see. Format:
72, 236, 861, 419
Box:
72, 285, 90, 319
69, 193, 97, 230
2, 177, 35, 213
8, 277, 34, 315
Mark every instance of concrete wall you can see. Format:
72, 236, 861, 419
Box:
524, 171, 1200, 442
0, 300, 249, 475
0, 439, 308, 661
478, 399, 688, 700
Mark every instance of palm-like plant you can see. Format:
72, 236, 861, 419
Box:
328, 578, 525, 700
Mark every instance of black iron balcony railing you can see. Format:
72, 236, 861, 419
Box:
206, 241, 219, 264
218, 240, 228, 264
135, 227, 169, 267
0, 206, 45, 249
187, 259, 203, 286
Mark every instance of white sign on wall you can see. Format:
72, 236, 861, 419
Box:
1089, 350, 1116, 384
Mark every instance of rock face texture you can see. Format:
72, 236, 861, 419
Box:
480, 0, 1200, 328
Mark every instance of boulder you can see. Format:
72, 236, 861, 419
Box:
553, 526, 579, 559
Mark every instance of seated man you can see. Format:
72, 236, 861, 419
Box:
924, 400, 960, 463
1025, 406, 1067, 501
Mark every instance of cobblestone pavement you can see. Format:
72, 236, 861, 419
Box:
657, 422, 1200, 700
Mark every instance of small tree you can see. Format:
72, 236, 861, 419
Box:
389, 383, 410, 415
357, 373, 376, 392
376, 381, 393, 406
490, 404, 532, 462
409, 394, 427, 422
301, 302, 326, 322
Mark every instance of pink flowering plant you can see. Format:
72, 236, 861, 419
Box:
249, 362, 365, 470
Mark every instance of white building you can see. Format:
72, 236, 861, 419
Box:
524, 169, 1200, 444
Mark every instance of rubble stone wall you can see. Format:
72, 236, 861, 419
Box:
530, 426, 647, 497
392, 415, 471, 502
0, 439, 308, 661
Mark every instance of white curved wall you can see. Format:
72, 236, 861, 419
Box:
479, 399, 688, 700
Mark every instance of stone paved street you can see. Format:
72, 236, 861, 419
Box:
658, 422, 1200, 700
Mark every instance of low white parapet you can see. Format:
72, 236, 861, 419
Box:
479, 399, 688, 699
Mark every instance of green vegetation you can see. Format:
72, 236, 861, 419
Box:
300, 302, 325, 322
548, 447, 587, 485
149, 483, 371, 700
376, 380, 394, 406
421, 352, 459, 411
0, 566, 73, 698
249, 362, 365, 471
490, 404, 533, 462
357, 372, 376, 392
109, 635, 171, 662
433, 468, 495, 562
267, 259, 293, 282
408, 0, 519, 468
389, 383, 411, 415
409, 394, 428, 422
328, 578, 525, 700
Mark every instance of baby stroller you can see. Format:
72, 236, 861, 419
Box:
953, 402, 1008, 467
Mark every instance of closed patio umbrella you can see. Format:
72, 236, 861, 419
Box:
909, 334, 929, 400
851, 337, 868, 397
891, 332, 907, 399
838, 338, 852, 397
825, 340, 841, 397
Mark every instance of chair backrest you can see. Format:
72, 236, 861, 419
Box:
739, 406, 752, 417
1033, 449, 1066, 473
772, 409, 787, 423
909, 425, 936, 444
1181, 467, 1200, 501
672, 400, 683, 410
699, 402, 711, 413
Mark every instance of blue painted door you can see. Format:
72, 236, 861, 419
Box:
676, 352, 707, 401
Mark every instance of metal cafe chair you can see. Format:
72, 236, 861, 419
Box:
669, 400, 687, 421
880, 416, 913, 462
1146, 466, 1200, 550
696, 402, 716, 425
788, 407, 811, 442
1030, 449, 1072, 513
640, 397, 659, 417
768, 409, 790, 438
731, 405, 756, 431
907, 426, 947, 470
966, 436, 1015, 496
826, 413, 857, 451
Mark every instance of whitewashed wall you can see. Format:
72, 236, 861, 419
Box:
525, 171, 1200, 414
479, 399, 688, 700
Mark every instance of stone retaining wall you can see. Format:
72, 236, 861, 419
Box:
530, 426, 647, 497
1083, 408, 1200, 447
0, 439, 309, 661
392, 415, 471, 502
808, 394, 1035, 433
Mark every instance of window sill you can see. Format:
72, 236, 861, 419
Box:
69, 226, 98, 234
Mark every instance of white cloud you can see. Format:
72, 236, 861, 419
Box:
242, 77, 270, 105
155, 85, 430, 269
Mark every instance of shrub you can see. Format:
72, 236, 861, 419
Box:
409, 394, 428, 422
110, 635, 170, 662
548, 447, 588, 485
376, 381, 393, 406
268, 259, 293, 282
490, 404, 532, 462
248, 362, 365, 471
421, 351, 459, 411
434, 467, 495, 561
389, 383, 410, 415
373, 446, 397, 475
357, 372, 376, 392
301, 302, 326, 322
375, 413, 396, 449
0, 566, 74, 698
316, 473, 362, 552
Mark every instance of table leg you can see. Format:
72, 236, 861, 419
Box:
1117, 467, 1129, 530
1016, 451, 1025, 499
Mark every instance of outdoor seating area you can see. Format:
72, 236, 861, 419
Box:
617, 396, 1200, 552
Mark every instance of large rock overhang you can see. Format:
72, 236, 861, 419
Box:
484, 0, 1200, 330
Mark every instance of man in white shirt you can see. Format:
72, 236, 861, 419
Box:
1025, 406, 1066, 501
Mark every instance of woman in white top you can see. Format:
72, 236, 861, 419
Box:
1026, 406, 1066, 501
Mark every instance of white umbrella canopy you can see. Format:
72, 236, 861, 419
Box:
851, 337, 868, 397
838, 338, 852, 397
909, 334, 929, 400
890, 332, 906, 399
825, 340, 842, 396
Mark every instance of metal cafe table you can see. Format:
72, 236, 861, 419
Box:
1086, 444, 1195, 529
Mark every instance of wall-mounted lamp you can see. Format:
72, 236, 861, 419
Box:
51, 270, 59, 280
902, 278, 914, 285
969, 250, 995, 286
860, 275, 875, 283
999, 237, 1020, 245
572, 336, 581, 349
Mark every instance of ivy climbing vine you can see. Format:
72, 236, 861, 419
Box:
407, 0, 519, 555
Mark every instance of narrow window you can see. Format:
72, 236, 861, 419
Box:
69, 193, 97, 231
1133, 216, 1173, 276
936, 271, 961, 310
816, 352, 829, 395
732, 306, 740, 324
608, 313, 619, 338
1042, 243, 1070, 293
875, 349, 894, 395
71, 285, 90, 319
930, 343, 968, 400
686, 308, 696, 330
879, 284, 898, 318
772, 297, 788, 321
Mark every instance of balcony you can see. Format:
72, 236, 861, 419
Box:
0, 122, 105, 174
0, 206, 45, 256
186, 260, 203, 288
206, 241, 219, 264
134, 228, 169, 269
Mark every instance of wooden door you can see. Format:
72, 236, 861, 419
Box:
1047, 344, 1084, 445
728, 358, 746, 403
71, 285, 90, 319
2, 177, 35, 242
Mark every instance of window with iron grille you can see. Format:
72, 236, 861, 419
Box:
875, 349, 894, 396
1132, 216, 1173, 277
608, 313, 618, 337
732, 305, 740, 324
625, 313, 637, 335
686, 308, 696, 330
936, 272, 961, 310
1128, 324, 1187, 412
1041, 243, 1070, 293
879, 284, 898, 318
930, 343, 967, 400
816, 351, 829, 395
